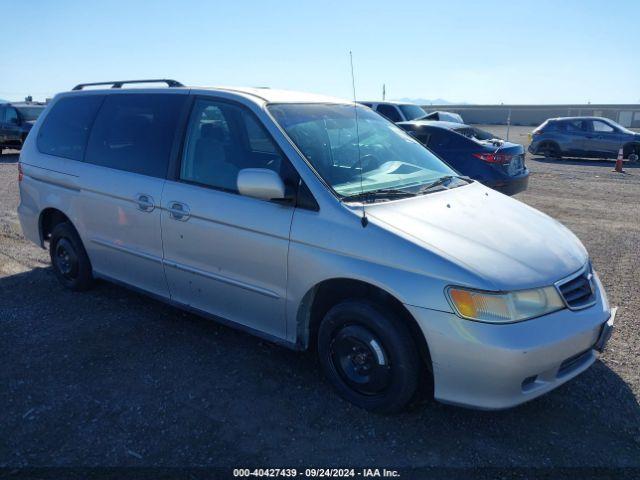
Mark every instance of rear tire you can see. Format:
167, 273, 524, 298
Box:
542, 142, 561, 159
49, 222, 94, 291
318, 299, 421, 413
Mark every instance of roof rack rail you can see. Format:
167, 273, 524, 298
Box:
72, 79, 184, 91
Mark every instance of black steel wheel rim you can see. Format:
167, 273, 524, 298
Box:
54, 238, 79, 279
545, 144, 556, 157
329, 324, 391, 395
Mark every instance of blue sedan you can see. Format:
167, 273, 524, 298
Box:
398, 120, 529, 195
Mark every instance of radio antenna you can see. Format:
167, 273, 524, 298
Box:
350, 51, 368, 227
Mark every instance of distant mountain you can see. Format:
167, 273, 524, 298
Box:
393, 97, 471, 106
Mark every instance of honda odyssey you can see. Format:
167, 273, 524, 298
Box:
18, 79, 615, 412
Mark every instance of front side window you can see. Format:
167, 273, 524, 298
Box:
268, 103, 456, 197
592, 120, 615, 133
37, 95, 104, 161
180, 99, 289, 193
85, 94, 186, 177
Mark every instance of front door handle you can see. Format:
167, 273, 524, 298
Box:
136, 194, 155, 212
168, 201, 190, 221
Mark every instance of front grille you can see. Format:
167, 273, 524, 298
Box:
556, 266, 596, 310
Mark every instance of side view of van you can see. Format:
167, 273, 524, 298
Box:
18, 80, 615, 413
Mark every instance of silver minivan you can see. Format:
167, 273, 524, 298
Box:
18, 80, 615, 413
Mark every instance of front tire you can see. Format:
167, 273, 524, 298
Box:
625, 144, 640, 163
49, 222, 94, 291
318, 300, 421, 413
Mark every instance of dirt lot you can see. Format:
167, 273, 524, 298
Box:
1, 126, 639, 474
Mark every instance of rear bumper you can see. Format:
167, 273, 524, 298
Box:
488, 171, 529, 196
18, 203, 41, 246
405, 276, 613, 410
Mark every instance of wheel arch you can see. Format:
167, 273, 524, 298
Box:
38, 207, 74, 246
538, 139, 561, 154
296, 277, 433, 370
623, 141, 640, 157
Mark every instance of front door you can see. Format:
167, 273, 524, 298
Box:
161, 98, 296, 338
587, 119, 626, 157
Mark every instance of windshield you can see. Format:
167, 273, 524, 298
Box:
399, 104, 426, 121
268, 103, 456, 197
603, 118, 634, 134
15, 105, 45, 121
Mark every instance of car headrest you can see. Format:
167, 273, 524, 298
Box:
200, 122, 226, 142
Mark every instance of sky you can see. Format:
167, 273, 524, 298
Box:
2, 0, 639, 105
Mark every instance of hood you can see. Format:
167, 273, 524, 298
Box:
366, 182, 587, 291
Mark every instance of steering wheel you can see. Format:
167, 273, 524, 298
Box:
352, 153, 381, 173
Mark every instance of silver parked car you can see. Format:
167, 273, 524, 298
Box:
18, 79, 615, 413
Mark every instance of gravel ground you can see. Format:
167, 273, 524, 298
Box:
1, 127, 639, 474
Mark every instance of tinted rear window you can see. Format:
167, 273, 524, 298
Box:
16, 105, 45, 121
453, 127, 498, 141
85, 94, 186, 178
37, 95, 104, 161
376, 104, 402, 122
426, 129, 470, 149
399, 105, 426, 121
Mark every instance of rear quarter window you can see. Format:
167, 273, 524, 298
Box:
85, 94, 186, 178
37, 95, 104, 161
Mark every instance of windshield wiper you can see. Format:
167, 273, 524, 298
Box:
418, 175, 471, 194
341, 188, 417, 203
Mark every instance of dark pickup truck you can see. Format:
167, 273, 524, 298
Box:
0, 102, 46, 152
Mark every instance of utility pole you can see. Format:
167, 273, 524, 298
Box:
382, 84, 386, 101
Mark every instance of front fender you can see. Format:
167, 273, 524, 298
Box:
285, 205, 486, 344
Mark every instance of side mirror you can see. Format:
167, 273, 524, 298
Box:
237, 168, 287, 201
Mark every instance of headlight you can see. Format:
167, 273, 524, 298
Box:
446, 286, 565, 323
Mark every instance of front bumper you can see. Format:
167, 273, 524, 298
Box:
405, 278, 614, 410
595, 307, 616, 352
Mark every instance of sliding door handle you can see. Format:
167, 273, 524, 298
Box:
168, 201, 190, 221
136, 194, 155, 212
